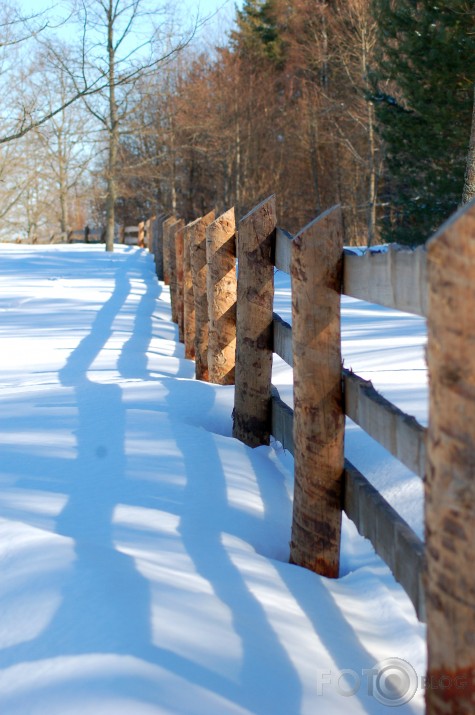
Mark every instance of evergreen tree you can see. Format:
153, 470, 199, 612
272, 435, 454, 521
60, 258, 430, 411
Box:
230, 0, 287, 69
371, 0, 475, 244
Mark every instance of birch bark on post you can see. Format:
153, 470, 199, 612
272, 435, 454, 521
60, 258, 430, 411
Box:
289, 206, 344, 577
206, 208, 237, 384
169, 218, 184, 325
425, 199, 475, 715
232, 196, 276, 446
162, 216, 176, 285
183, 217, 201, 360
190, 210, 215, 381
175, 223, 185, 342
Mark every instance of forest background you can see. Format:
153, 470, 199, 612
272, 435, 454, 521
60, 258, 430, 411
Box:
0, 0, 474, 247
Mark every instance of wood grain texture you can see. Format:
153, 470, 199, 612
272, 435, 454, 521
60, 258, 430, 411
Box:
175, 224, 185, 342
183, 217, 201, 360
154, 214, 166, 281
343, 245, 427, 317
271, 385, 294, 455
206, 208, 237, 384
272, 313, 293, 367
343, 368, 426, 478
425, 199, 475, 714
274, 226, 293, 274
233, 195, 276, 447
162, 216, 177, 285
169, 218, 184, 325
190, 210, 215, 381
344, 460, 425, 621
289, 205, 344, 578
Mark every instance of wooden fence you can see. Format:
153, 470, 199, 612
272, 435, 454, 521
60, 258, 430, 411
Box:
144, 198, 475, 715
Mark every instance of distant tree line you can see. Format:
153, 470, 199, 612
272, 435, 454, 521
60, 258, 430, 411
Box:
0, 0, 473, 246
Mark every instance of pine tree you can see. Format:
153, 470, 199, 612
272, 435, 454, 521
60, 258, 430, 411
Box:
230, 0, 287, 69
371, 0, 475, 244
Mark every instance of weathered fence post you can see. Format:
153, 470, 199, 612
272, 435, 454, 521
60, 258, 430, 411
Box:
162, 216, 176, 285
425, 199, 475, 714
183, 217, 200, 360
289, 205, 344, 577
190, 210, 215, 380
175, 223, 185, 342
145, 216, 154, 251
206, 208, 237, 384
138, 221, 145, 247
169, 218, 184, 325
154, 214, 166, 281
233, 196, 276, 446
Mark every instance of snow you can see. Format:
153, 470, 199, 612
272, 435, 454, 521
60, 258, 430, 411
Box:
0, 243, 426, 714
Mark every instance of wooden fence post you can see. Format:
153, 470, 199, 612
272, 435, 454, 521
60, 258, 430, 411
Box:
162, 216, 176, 285
154, 214, 166, 281
138, 221, 145, 247
233, 196, 276, 446
289, 206, 344, 578
206, 208, 237, 384
183, 217, 201, 360
146, 216, 154, 251
425, 199, 475, 715
169, 218, 184, 325
175, 223, 185, 342
190, 210, 215, 380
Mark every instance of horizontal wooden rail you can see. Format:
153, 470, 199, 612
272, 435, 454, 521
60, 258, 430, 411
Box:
343, 369, 426, 479
274, 226, 293, 273
271, 385, 294, 454
275, 225, 427, 316
343, 460, 426, 622
273, 313, 293, 366
343, 245, 427, 317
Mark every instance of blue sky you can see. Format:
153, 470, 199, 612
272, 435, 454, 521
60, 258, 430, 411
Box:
17, 0, 241, 54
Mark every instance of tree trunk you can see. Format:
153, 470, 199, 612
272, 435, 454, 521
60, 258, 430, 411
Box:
105, 0, 118, 253
462, 83, 475, 205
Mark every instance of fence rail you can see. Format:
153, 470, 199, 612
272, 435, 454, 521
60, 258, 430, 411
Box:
145, 197, 475, 715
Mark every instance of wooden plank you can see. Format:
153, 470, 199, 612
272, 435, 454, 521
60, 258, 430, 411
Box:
272, 313, 293, 367
344, 460, 425, 621
425, 199, 475, 713
290, 205, 344, 578
233, 196, 276, 447
343, 244, 427, 317
274, 226, 293, 273
206, 208, 237, 385
271, 385, 294, 455
343, 368, 426, 479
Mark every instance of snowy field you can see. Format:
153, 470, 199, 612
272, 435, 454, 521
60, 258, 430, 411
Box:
0, 244, 426, 714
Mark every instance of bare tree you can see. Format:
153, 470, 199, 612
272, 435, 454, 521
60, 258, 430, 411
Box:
75, 0, 195, 251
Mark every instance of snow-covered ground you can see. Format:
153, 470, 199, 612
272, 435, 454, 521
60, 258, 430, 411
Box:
0, 244, 426, 714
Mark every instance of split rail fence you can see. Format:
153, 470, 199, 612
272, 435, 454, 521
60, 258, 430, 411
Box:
142, 196, 475, 715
